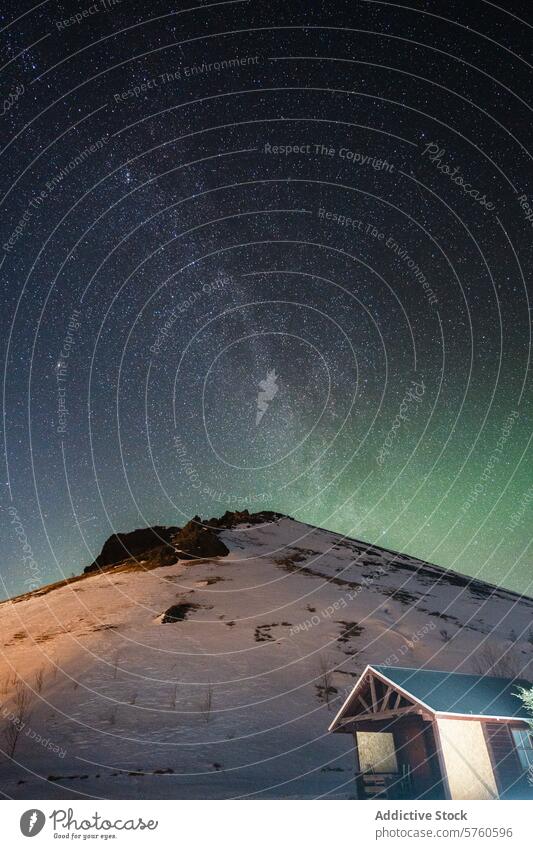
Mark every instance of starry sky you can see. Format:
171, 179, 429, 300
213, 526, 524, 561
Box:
1, 0, 532, 599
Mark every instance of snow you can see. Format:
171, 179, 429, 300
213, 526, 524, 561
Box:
0, 516, 531, 799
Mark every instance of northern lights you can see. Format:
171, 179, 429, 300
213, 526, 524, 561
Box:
1, 0, 532, 599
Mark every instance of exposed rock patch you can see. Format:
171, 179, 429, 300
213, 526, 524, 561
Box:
160, 603, 200, 623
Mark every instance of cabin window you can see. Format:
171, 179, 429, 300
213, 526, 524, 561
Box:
356, 731, 398, 773
511, 728, 533, 771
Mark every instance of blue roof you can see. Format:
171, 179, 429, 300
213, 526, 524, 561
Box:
372, 665, 532, 719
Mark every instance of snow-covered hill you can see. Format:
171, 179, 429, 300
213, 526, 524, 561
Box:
1, 514, 532, 799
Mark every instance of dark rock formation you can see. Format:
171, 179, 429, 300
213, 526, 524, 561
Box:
82, 510, 280, 574
172, 520, 229, 559
84, 525, 179, 573
206, 509, 284, 529
155, 543, 179, 567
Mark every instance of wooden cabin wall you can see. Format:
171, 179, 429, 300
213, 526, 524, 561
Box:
436, 718, 499, 800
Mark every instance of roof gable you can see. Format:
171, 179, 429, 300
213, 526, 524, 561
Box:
329, 665, 532, 731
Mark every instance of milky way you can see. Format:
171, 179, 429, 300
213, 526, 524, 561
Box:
2, 0, 532, 597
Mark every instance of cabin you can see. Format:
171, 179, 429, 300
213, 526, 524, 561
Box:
329, 665, 533, 800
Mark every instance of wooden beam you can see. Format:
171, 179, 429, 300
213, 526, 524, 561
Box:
369, 674, 378, 713
381, 686, 392, 712
340, 706, 421, 724
358, 694, 371, 713
393, 691, 402, 709
352, 732, 361, 773
432, 718, 452, 801
361, 706, 421, 721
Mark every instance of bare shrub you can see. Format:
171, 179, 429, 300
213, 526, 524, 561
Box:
112, 651, 120, 679
199, 682, 213, 723
3, 681, 34, 757
34, 667, 45, 694
472, 644, 526, 679
316, 653, 337, 710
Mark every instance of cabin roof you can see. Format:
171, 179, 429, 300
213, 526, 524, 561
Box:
329, 664, 532, 731
370, 666, 532, 719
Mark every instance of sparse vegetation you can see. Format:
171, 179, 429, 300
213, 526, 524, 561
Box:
316, 653, 338, 710
112, 651, 120, 679
472, 644, 525, 679
3, 680, 34, 757
199, 681, 213, 723
34, 667, 45, 693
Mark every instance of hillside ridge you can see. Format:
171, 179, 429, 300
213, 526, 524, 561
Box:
3, 508, 531, 606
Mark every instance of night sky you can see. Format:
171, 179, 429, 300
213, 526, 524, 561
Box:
1, 0, 532, 599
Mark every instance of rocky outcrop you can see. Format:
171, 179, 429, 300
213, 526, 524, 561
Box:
84, 525, 179, 573
82, 510, 280, 574
206, 509, 284, 529
172, 520, 229, 559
